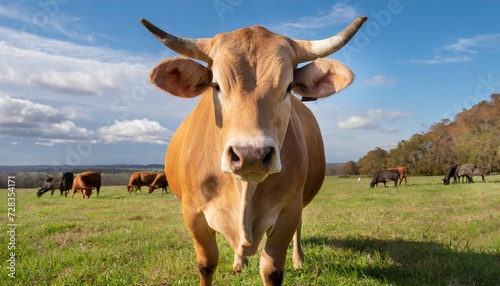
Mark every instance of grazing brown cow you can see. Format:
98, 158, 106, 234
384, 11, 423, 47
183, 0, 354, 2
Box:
387, 166, 408, 186
127, 171, 157, 194
141, 15, 366, 286
148, 172, 168, 194
72, 171, 101, 199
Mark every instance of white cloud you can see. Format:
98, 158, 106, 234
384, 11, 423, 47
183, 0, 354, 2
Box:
399, 33, 500, 65
0, 23, 183, 152
98, 119, 172, 144
0, 95, 174, 146
385, 111, 412, 118
398, 55, 473, 65
338, 115, 377, 129
443, 34, 500, 54
0, 3, 95, 42
0, 51, 147, 97
0, 27, 152, 97
0, 95, 63, 125
0, 94, 94, 142
60, 105, 91, 120
274, 4, 359, 35
338, 109, 413, 129
362, 75, 397, 86
0, 4, 32, 24
381, 127, 399, 133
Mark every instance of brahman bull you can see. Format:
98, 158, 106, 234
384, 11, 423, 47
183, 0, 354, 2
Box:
141, 15, 366, 285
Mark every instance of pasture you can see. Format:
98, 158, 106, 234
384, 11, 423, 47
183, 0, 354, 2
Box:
1, 175, 499, 285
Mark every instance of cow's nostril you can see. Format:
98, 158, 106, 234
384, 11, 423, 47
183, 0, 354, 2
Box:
230, 147, 241, 164
262, 147, 273, 167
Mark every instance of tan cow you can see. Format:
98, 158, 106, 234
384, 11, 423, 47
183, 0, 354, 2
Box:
71, 171, 101, 199
148, 171, 168, 194
387, 166, 408, 186
141, 16, 366, 286
127, 171, 157, 194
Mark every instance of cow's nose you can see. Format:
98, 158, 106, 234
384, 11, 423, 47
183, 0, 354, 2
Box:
227, 146, 275, 173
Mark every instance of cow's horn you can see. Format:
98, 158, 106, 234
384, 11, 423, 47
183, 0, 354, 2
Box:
294, 16, 367, 63
140, 18, 212, 63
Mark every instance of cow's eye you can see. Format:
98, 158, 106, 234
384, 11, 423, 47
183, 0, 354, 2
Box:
212, 82, 220, 92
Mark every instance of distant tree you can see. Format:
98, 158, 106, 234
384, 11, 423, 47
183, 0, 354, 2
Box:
357, 147, 389, 175
22, 173, 36, 188
357, 94, 499, 175
452, 95, 499, 169
339, 161, 359, 176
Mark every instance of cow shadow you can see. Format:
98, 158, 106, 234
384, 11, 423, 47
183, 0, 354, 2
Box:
301, 236, 499, 285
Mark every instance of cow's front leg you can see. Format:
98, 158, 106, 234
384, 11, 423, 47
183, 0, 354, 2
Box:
233, 254, 248, 273
260, 208, 300, 286
185, 211, 219, 286
292, 217, 304, 269
260, 245, 288, 286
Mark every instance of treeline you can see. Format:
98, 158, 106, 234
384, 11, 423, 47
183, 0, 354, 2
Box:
339, 94, 500, 176
0, 165, 164, 188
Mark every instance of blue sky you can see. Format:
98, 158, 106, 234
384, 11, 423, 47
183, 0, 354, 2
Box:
0, 0, 499, 166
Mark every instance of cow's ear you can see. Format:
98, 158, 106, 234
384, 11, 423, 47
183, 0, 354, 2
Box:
150, 58, 212, 98
292, 58, 354, 99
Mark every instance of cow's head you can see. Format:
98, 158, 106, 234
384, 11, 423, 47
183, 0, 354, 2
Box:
36, 187, 43, 197
147, 185, 155, 194
36, 181, 51, 197
142, 17, 366, 183
82, 188, 92, 199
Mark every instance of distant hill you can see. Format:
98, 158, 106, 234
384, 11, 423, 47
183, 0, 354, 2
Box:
0, 164, 164, 174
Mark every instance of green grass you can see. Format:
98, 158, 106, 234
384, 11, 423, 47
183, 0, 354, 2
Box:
1, 176, 499, 285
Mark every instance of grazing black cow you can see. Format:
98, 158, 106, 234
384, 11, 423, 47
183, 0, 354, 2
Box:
442, 164, 460, 185
61, 172, 74, 197
456, 164, 475, 183
370, 170, 400, 188
37, 177, 62, 197
387, 166, 408, 186
37, 172, 74, 197
473, 167, 489, 182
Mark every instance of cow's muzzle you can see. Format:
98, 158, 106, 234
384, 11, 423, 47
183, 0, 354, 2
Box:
221, 139, 281, 183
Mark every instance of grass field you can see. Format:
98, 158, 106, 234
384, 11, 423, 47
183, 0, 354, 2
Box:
1, 175, 499, 285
